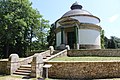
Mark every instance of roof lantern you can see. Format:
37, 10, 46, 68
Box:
70, 1, 83, 10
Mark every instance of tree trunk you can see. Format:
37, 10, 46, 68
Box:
6, 43, 9, 58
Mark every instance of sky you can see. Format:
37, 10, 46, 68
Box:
30, 0, 120, 39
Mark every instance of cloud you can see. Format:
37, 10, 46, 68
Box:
108, 14, 119, 23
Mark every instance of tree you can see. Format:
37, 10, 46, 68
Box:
47, 23, 56, 47
0, 0, 41, 58
32, 18, 50, 50
100, 30, 105, 49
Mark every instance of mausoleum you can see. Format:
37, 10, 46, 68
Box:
55, 2, 102, 49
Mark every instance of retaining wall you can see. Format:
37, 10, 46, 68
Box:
67, 49, 120, 57
45, 61, 120, 79
0, 59, 8, 74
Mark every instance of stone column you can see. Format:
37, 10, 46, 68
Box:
61, 26, 64, 44
59, 26, 66, 50
74, 26, 79, 49
7, 54, 19, 75
31, 54, 43, 78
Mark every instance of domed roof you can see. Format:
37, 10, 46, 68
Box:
62, 2, 92, 17
62, 9, 92, 17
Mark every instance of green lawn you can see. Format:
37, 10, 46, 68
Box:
50, 56, 120, 61
0, 75, 37, 80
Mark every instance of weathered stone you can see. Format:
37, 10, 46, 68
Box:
45, 61, 120, 79
0, 60, 8, 74
49, 46, 54, 54
8, 54, 20, 75
31, 54, 43, 78
9, 54, 19, 62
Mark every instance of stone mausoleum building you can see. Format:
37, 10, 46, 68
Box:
55, 2, 102, 49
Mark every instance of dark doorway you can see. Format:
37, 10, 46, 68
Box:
67, 32, 75, 49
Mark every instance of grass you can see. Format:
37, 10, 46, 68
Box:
50, 56, 120, 61
0, 75, 22, 80
0, 75, 37, 80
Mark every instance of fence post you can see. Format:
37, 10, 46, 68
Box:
31, 54, 43, 77
7, 54, 19, 75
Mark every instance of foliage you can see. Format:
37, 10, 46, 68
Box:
47, 23, 56, 47
33, 18, 50, 50
0, 0, 50, 58
100, 30, 105, 49
30, 18, 50, 51
104, 36, 120, 49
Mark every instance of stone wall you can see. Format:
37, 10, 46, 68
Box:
45, 61, 120, 79
0, 59, 8, 74
67, 49, 120, 57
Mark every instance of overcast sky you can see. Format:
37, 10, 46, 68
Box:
30, 0, 120, 38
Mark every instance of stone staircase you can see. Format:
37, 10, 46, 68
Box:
13, 64, 31, 76
13, 50, 61, 76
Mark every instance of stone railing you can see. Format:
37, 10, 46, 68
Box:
44, 49, 67, 61
45, 61, 120, 79
0, 46, 61, 78
40, 50, 50, 59
19, 56, 33, 65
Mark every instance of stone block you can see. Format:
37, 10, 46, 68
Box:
9, 54, 19, 62
49, 46, 54, 55
8, 54, 19, 75
31, 54, 43, 77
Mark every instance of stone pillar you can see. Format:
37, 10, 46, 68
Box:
49, 46, 54, 55
61, 26, 64, 44
31, 54, 43, 78
74, 26, 79, 49
58, 26, 66, 50
7, 54, 19, 75
66, 45, 70, 50
43, 64, 52, 78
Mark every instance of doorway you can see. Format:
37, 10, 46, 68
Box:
67, 32, 75, 49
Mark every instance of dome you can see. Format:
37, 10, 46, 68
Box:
62, 2, 92, 17
62, 9, 92, 17
57, 2, 100, 25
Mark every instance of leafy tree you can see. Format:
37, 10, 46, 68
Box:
0, 0, 41, 58
101, 30, 105, 49
47, 24, 56, 47
104, 36, 109, 48
32, 18, 50, 50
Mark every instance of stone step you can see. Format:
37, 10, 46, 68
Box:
16, 69, 31, 73
43, 57, 47, 59
20, 65, 31, 68
14, 65, 31, 76
28, 62, 31, 64
18, 67, 31, 71
46, 55, 51, 57
18, 65, 31, 71
13, 71, 30, 76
